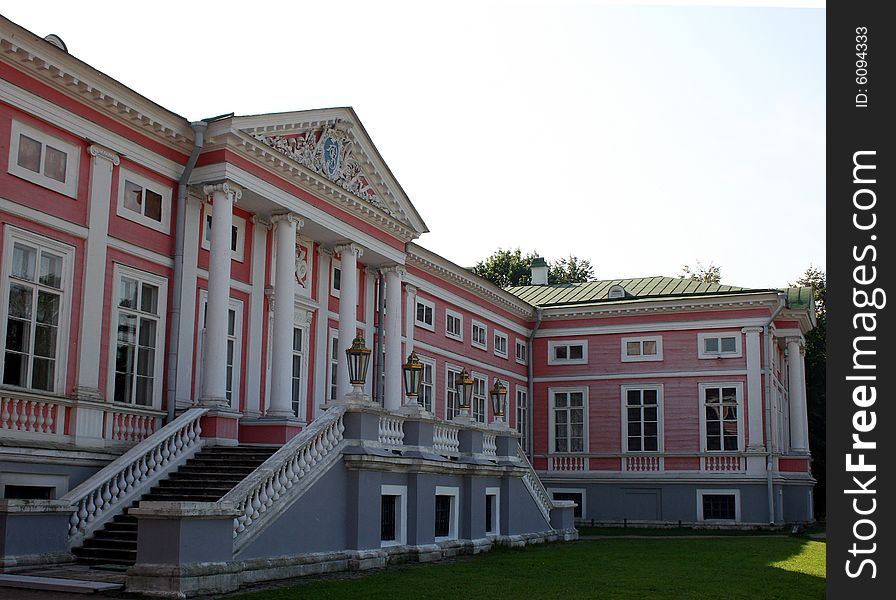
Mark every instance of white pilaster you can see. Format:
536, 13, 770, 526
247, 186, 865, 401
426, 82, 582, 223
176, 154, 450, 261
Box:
244, 215, 271, 417
786, 337, 809, 453
405, 284, 417, 356
334, 243, 363, 400
200, 182, 241, 406
74, 145, 119, 400
743, 326, 764, 451
268, 213, 304, 418
175, 194, 203, 408
313, 247, 333, 419
383, 266, 405, 411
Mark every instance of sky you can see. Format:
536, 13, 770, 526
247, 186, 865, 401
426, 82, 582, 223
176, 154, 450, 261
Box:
3, 1, 825, 289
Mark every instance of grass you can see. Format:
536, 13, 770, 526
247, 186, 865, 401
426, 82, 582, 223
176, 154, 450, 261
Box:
230, 538, 825, 600
576, 525, 790, 536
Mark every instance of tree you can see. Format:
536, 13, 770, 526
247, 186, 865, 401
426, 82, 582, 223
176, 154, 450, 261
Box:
472, 248, 594, 287
680, 260, 722, 284
792, 265, 826, 519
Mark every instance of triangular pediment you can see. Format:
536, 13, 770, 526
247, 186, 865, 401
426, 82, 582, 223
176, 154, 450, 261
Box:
233, 108, 427, 238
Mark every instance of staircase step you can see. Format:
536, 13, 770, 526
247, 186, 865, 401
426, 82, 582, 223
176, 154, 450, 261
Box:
0, 574, 123, 594
81, 538, 136, 550
72, 547, 137, 561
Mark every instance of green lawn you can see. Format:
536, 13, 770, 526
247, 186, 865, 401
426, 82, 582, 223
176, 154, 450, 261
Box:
231, 538, 825, 600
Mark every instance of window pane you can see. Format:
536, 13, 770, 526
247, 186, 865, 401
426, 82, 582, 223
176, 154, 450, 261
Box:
644, 406, 657, 421
626, 341, 641, 356
36, 291, 60, 326
228, 309, 236, 335
722, 388, 737, 403
33, 324, 56, 358
117, 314, 137, 344
8, 283, 33, 319
570, 437, 584, 452
30, 357, 54, 391
293, 328, 303, 352
114, 372, 131, 404
43, 146, 67, 182
706, 421, 721, 436
569, 345, 584, 360
644, 437, 658, 451
705, 406, 720, 423
643, 389, 657, 404
720, 336, 737, 353
723, 436, 738, 451
570, 409, 583, 424
705, 388, 720, 403
333, 267, 341, 290
12, 244, 36, 281
144, 189, 163, 222
137, 346, 155, 376
17, 135, 42, 172
643, 422, 657, 436
554, 394, 567, 408
141, 283, 159, 315
569, 392, 584, 406
124, 180, 143, 213
555, 346, 567, 359
627, 421, 641, 436
39, 253, 63, 289
135, 375, 153, 406
119, 278, 138, 308
627, 390, 641, 405
230, 225, 239, 252
706, 435, 721, 451
5, 318, 31, 353
643, 340, 657, 355
3, 351, 27, 386
628, 436, 641, 451
705, 337, 719, 353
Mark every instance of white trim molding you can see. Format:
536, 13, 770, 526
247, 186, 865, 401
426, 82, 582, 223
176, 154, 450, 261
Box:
621, 335, 663, 363
547, 340, 588, 366
696, 488, 742, 522
380, 484, 408, 547
697, 331, 743, 359
7, 119, 80, 198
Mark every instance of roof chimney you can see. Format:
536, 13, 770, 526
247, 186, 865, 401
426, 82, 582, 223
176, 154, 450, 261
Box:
531, 257, 549, 286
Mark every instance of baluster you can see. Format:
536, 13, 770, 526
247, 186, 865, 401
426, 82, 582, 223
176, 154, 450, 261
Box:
0, 397, 8, 430
34, 401, 45, 432
10, 398, 20, 430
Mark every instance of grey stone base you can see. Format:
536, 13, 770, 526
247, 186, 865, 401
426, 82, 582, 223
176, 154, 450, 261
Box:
0, 552, 75, 571
125, 528, 578, 598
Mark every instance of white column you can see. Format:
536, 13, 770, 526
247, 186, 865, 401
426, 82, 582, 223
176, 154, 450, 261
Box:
786, 337, 809, 453
200, 182, 241, 406
363, 268, 377, 398
743, 326, 764, 451
313, 247, 333, 418
268, 213, 304, 418
405, 284, 417, 356
75, 145, 119, 400
175, 194, 203, 407
383, 266, 405, 411
334, 243, 363, 400
244, 216, 270, 417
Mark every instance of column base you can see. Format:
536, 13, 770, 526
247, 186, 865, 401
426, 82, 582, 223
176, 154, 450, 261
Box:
200, 409, 243, 446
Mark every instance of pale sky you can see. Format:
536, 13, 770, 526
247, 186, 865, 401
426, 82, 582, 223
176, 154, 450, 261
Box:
3, 1, 825, 289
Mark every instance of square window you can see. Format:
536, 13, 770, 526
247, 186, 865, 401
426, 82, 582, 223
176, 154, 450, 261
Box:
621, 336, 663, 362
415, 298, 434, 331
8, 122, 80, 197
698, 333, 742, 359
549, 341, 588, 365
446, 310, 463, 340
118, 169, 173, 233
16, 135, 41, 173
43, 146, 67, 182
701, 494, 737, 520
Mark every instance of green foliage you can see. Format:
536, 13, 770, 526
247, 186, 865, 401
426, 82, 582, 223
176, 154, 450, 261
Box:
472, 248, 594, 287
679, 260, 722, 284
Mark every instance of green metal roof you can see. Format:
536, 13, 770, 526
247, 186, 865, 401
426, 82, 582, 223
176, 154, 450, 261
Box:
505, 276, 779, 307
785, 286, 815, 310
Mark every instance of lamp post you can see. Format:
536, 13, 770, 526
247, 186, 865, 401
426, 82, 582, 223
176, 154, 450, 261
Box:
343, 336, 372, 404
400, 352, 426, 415
490, 379, 508, 426
454, 367, 475, 424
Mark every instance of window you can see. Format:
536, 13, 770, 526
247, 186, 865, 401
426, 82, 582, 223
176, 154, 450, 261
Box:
201, 204, 246, 262
1, 229, 73, 393
196, 294, 243, 409
419, 356, 435, 413
700, 383, 743, 452
515, 339, 527, 364
494, 331, 508, 358
445, 365, 461, 420
551, 388, 586, 453
117, 168, 172, 232
549, 489, 585, 519
608, 285, 627, 299
328, 329, 339, 402
548, 340, 587, 365
7, 120, 80, 198
380, 485, 407, 546
485, 487, 500, 536
291, 326, 305, 417
445, 310, 462, 341
697, 490, 740, 522
516, 386, 529, 454
471, 321, 487, 350
112, 268, 167, 408
330, 259, 341, 297
434, 486, 459, 541
472, 373, 487, 423
622, 385, 662, 452
698, 332, 743, 359
415, 297, 434, 331
621, 336, 663, 362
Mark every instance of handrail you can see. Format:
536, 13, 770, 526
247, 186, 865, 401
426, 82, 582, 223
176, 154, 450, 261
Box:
222, 405, 346, 549
61, 407, 207, 543
516, 444, 554, 522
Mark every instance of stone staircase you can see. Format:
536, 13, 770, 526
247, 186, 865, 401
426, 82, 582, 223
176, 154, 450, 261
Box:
71, 445, 276, 567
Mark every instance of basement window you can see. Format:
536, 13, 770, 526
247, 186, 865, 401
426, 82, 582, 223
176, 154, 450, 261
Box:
380, 485, 407, 546
435, 486, 459, 541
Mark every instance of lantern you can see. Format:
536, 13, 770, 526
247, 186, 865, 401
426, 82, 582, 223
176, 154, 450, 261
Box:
457, 367, 474, 411
490, 379, 508, 419
402, 352, 424, 400
344, 336, 371, 387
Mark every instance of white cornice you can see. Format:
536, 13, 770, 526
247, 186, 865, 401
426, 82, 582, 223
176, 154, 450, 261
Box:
538, 293, 784, 320
0, 18, 193, 153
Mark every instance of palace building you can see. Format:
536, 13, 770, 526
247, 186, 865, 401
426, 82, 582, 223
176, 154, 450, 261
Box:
0, 15, 813, 595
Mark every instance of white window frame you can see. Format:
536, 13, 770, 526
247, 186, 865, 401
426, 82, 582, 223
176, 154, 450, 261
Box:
471, 320, 488, 351
107, 264, 168, 410
472, 371, 487, 423
0, 473, 70, 500
515, 385, 530, 454
697, 332, 743, 359
419, 355, 435, 413
547, 340, 588, 365
698, 381, 745, 453
434, 485, 459, 542
0, 226, 74, 395
485, 486, 501, 536
493, 330, 508, 358
7, 120, 80, 198
330, 258, 341, 298
547, 487, 587, 519
621, 335, 663, 362
445, 309, 463, 341
328, 328, 339, 402
201, 203, 246, 263
620, 384, 663, 453
116, 167, 172, 233
548, 386, 588, 454
380, 484, 407, 547
696, 489, 741, 522
515, 339, 528, 365
415, 296, 435, 331
195, 293, 244, 411
445, 363, 462, 421
290, 321, 308, 420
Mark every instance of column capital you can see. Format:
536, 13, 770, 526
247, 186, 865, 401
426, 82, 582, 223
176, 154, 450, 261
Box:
270, 212, 304, 229
333, 242, 364, 259
250, 215, 272, 229
381, 265, 406, 279
405, 284, 418, 296
319, 245, 334, 258
88, 144, 120, 165
741, 326, 764, 335
784, 336, 804, 348
203, 181, 243, 203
